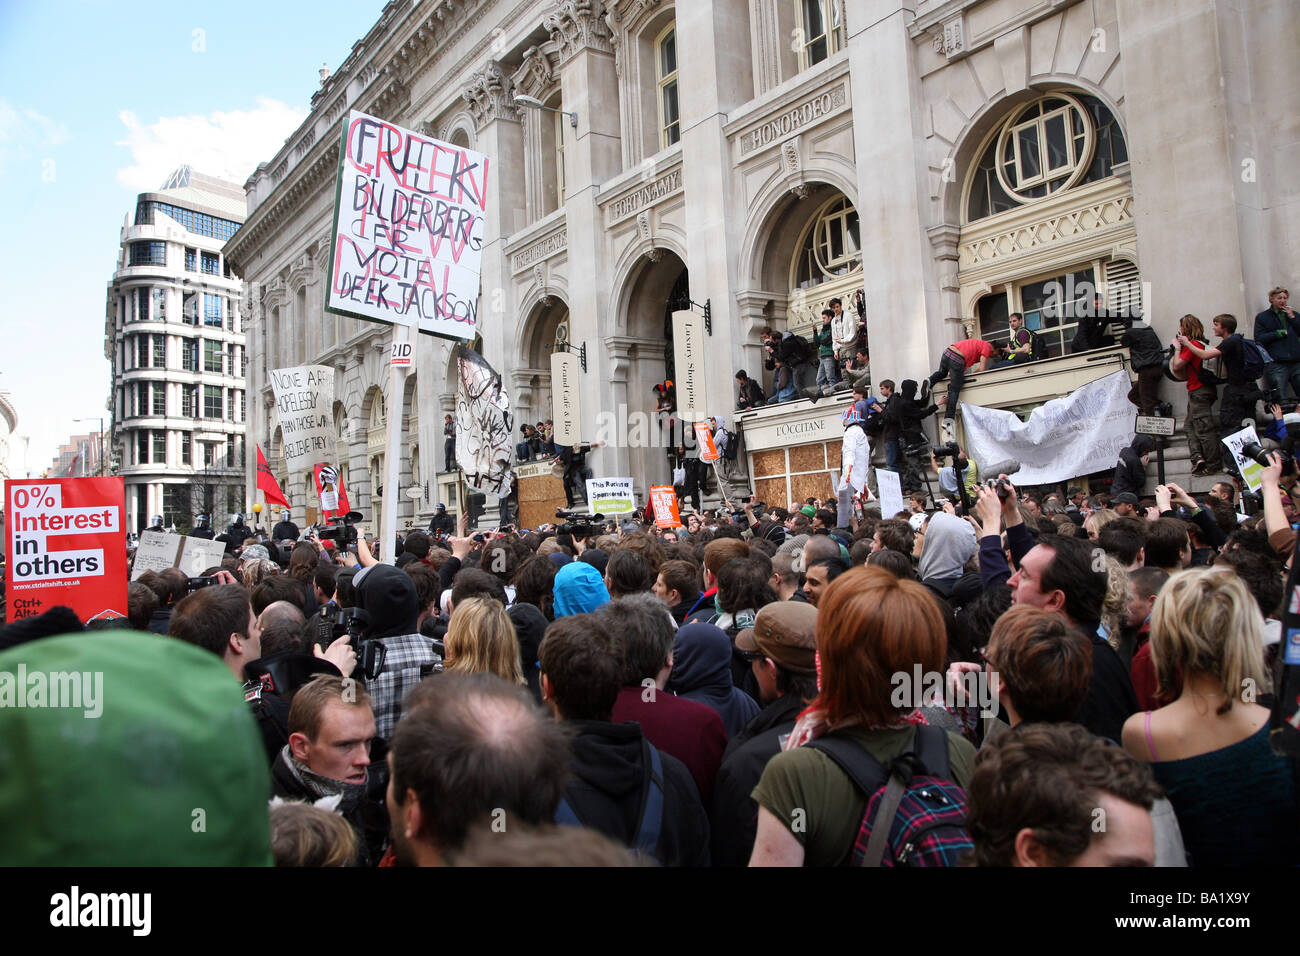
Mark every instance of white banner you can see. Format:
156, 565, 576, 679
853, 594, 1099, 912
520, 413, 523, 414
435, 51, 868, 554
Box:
585, 477, 635, 515
960, 369, 1134, 485
270, 365, 336, 471
672, 309, 706, 422
131, 532, 229, 581
1222, 424, 1264, 493
877, 469, 904, 520
550, 350, 581, 447
326, 110, 486, 339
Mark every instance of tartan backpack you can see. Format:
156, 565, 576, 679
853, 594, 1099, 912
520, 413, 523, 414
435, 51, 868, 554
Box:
807, 724, 973, 867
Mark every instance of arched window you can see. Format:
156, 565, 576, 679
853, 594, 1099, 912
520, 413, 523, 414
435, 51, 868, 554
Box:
792, 195, 861, 290
966, 93, 1128, 223
798, 0, 843, 69
656, 25, 680, 149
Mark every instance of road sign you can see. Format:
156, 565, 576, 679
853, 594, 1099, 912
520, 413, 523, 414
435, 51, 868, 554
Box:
1135, 415, 1175, 436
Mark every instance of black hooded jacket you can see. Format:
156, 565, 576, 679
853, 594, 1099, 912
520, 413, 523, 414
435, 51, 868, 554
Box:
710, 693, 806, 866
1112, 435, 1156, 497
563, 720, 710, 866
667, 623, 760, 738
507, 602, 547, 705
893, 380, 939, 444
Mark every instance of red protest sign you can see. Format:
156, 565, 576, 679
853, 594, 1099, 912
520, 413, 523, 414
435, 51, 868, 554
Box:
649, 485, 682, 528
694, 422, 719, 463
5, 478, 127, 624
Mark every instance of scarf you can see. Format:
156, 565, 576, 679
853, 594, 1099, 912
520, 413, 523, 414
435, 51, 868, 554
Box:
282, 747, 367, 808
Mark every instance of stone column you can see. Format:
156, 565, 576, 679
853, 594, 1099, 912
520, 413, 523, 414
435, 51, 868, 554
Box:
845, 1, 946, 387
676, 0, 755, 423
546, 1, 620, 475
461, 61, 527, 395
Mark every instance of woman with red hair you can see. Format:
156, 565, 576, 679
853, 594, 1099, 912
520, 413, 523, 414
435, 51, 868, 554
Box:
749, 566, 978, 866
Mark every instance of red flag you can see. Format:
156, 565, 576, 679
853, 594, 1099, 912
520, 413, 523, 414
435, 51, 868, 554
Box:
314, 463, 352, 518
256, 445, 289, 508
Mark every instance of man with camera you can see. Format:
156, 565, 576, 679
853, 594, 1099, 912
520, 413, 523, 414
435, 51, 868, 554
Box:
761, 327, 818, 404
353, 564, 440, 740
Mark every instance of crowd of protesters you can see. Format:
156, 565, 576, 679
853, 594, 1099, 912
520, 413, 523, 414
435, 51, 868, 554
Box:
2, 439, 1297, 868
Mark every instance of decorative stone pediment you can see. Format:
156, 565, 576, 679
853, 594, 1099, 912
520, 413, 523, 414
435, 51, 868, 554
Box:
512, 44, 560, 100
462, 60, 521, 130
545, 0, 614, 64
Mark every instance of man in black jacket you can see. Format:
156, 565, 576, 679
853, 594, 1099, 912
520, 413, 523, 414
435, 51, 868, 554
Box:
1111, 434, 1156, 498
540, 613, 710, 865
1121, 317, 1165, 416
711, 602, 818, 866
1255, 286, 1300, 400
762, 327, 818, 403
271, 674, 390, 866
1007, 534, 1138, 744
272, 510, 300, 543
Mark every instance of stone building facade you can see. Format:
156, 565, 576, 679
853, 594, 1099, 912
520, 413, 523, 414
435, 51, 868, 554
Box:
225, 0, 1299, 529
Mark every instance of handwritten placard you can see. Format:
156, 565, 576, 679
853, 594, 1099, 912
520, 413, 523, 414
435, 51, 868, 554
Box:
326, 110, 487, 340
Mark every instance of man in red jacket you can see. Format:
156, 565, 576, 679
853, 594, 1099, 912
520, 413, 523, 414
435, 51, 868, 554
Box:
927, 337, 1006, 437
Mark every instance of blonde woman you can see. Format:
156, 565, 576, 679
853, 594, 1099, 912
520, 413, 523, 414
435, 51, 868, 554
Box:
444, 596, 526, 686
1098, 556, 1129, 651
1121, 568, 1299, 865
1083, 508, 1118, 541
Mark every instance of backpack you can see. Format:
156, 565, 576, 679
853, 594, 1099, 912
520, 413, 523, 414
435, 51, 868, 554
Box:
555, 738, 665, 861
807, 724, 973, 867
785, 333, 813, 366
1239, 336, 1271, 382
1027, 328, 1047, 361
719, 427, 739, 460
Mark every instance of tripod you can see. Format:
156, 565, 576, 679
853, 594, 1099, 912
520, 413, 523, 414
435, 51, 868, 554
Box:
901, 437, 938, 506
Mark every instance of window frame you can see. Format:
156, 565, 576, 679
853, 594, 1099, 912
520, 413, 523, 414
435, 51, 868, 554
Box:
655, 23, 680, 150
796, 0, 844, 72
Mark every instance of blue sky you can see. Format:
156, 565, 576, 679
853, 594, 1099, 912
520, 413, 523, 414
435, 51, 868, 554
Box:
0, 0, 387, 474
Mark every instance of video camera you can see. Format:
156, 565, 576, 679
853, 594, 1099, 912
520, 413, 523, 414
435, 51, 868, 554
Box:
1239, 441, 1297, 479
555, 508, 604, 540
932, 441, 962, 461
732, 497, 767, 520
319, 511, 364, 551
310, 603, 391, 682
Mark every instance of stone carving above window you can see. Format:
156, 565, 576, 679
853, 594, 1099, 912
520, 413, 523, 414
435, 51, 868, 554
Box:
462, 60, 521, 130
545, 0, 615, 63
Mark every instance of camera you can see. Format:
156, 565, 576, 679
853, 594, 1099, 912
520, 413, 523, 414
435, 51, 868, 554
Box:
311, 604, 390, 682
983, 477, 1014, 501
186, 576, 218, 592
319, 512, 361, 550
732, 498, 766, 520
932, 441, 962, 460
555, 508, 603, 540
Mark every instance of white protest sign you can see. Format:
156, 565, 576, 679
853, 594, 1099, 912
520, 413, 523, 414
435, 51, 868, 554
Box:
586, 478, 635, 515
960, 370, 1134, 485
130, 532, 229, 580
877, 469, 905, 519
270, 365, 336, 471
1222, 424, 1264, 492
130, 531, 180, 580
326, 110, 487, 340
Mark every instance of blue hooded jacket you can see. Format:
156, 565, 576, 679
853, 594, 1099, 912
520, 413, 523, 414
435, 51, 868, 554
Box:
552, 561, 610, 617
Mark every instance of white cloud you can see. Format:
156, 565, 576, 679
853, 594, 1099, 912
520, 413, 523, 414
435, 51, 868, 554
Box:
0, 99, 70, 177
115, 97, 307, 190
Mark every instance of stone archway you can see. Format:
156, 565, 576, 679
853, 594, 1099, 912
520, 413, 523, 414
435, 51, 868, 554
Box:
514, 297, 570, 432
610, 250, 688, 491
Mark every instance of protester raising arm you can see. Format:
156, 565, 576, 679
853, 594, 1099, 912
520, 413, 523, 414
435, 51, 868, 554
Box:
975, 486, 1013, 589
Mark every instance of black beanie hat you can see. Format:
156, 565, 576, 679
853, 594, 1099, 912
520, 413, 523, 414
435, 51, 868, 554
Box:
354, 565, 419, 639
